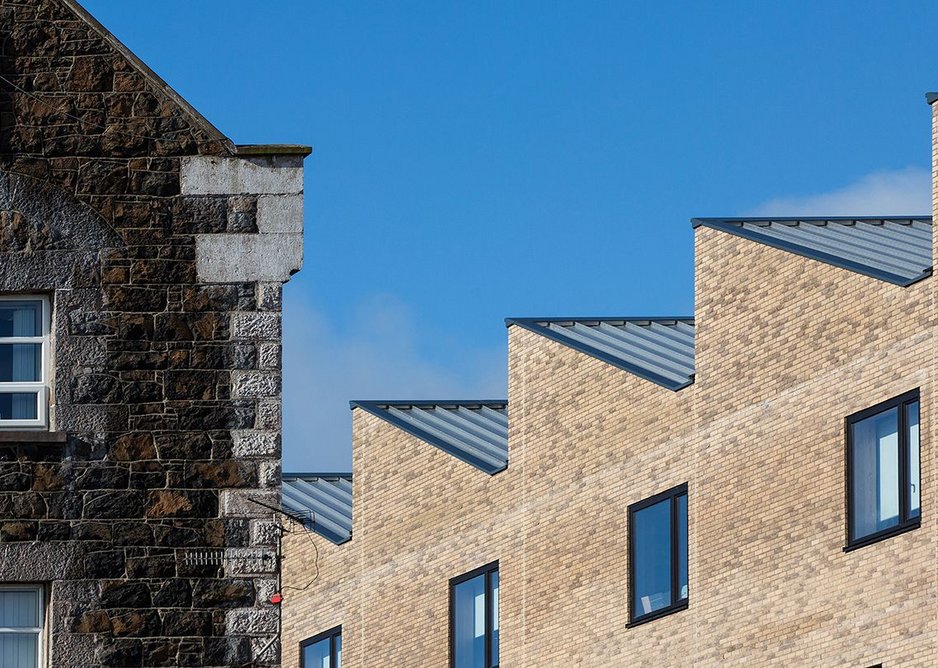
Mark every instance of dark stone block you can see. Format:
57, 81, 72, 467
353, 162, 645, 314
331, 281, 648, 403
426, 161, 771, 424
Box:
37, 520, 71, 541
84, 490, 144, 519
192, 578, 255, 609
98, 639, 143, 667
154, 433, 212, 460
190, 343, 256, 370
142, 638, 180, 667
109, 609, 162, 637
165, 370, 220, 401
150, 579, 192, 608
85, 550, 126, 579
71, 521, 113, 542
100, 580, 151, 608
109, 433, 157, 461
126, 553, 175, 579
145, 490, 217, 519
110, 521, 154, 547
154, 312, 229, 342
176, 402, 255, 431
75, 465, 130, 490
0, 521, 37, 540
184, 461, 257, 489
161, 610, 212, 637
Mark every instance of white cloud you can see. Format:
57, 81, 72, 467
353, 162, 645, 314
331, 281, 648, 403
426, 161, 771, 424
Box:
749, 167, 931, 216
281, 293, 507, 472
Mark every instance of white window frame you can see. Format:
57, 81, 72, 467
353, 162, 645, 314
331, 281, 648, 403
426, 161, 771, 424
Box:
0, 584, 46, 667
0, 296, 50, 429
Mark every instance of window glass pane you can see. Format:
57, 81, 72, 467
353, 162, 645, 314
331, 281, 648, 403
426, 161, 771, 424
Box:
335, 634, 341, 668
453, 574, 486, 668
676, 494, 688, 601
0, 345, 41, 382
0, 394, 37, 421
907, 401, 920, 519
851, 407, 900, 540
0, 589, 39, 628
0, 633, 38, 667
633, 498, 672, 618
302, 637, 331, 668
0, 302, 41, 338
490, 571, 499, 665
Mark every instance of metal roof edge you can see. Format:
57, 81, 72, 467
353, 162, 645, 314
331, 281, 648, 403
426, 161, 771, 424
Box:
349, 400, 507, 409
348, 401, 507, 475
505, 319, 692, 391
505, 316, 693, 327
692, 216, 931, 229
283, 472, 352, 480
63, 0, 236, 154
691, 218, 930, 286
927, 92, 938, 105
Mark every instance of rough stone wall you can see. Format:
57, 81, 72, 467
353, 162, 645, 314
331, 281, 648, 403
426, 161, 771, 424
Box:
0, 1, 304, 666
283, 226, 937, 666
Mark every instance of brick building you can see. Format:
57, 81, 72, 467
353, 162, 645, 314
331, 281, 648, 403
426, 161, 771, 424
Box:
280, 96, 938, 667
0, 1, 306, 666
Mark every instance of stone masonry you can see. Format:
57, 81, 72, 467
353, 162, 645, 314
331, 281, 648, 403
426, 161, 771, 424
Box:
281, 104, 938, 665
0, 1, 307, 666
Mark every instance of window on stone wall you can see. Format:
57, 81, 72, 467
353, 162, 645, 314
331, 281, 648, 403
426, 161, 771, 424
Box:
846, 390, 921, 550
628, 483, 688, 626
301, 625, 341, 668
0, 297, 49, 428
0, 585, 45, 667
451, 561, 499, 668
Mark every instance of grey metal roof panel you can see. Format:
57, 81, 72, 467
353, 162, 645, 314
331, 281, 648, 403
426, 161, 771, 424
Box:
692, 217, 933, 286
282, 473, 353, 544
505, 318, 695, 391
349, 401, 509, 475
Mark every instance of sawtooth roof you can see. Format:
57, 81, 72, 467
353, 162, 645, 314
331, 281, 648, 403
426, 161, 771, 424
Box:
350, 401, 509, 474
692, 216, 932, 286
506, 318, 695, 391
282, 473, 353, 544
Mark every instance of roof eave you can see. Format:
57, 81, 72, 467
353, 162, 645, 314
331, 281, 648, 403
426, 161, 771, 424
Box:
349, 400, 508, 475
504, 318, 693, 391
692, 218, 932, 287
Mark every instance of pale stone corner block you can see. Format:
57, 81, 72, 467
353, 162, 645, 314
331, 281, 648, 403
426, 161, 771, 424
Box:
257, 194, 304, 233
195, 233, 303, 283
180, 155, 303, 195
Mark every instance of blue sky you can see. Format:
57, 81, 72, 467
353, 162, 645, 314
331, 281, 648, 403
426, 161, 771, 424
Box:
84, 1, 936, 471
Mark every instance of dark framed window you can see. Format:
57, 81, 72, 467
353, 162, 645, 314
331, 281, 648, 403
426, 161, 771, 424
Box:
846, 390, 921, 551
450, 561, 499, 668
628, 483, 688, 626
300, 625, 341, 668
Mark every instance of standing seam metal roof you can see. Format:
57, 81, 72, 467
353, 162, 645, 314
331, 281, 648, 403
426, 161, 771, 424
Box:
282, 473, 353, 544
349, 401, 509, 474
505, 318, 695, 391
692, 217, 933, 286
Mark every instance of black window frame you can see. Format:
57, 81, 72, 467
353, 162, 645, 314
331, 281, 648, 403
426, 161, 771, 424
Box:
299, 625, 341, 668
449, 560, 499, 668
845, 389, 921, 552
627, 483, 688, 627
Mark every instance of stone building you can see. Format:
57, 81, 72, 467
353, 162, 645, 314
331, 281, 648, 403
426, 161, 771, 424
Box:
0, 1, 306, 666
280, 95, 938, 667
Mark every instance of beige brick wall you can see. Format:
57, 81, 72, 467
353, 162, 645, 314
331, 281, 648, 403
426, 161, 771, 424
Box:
282, 220, 937, 666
